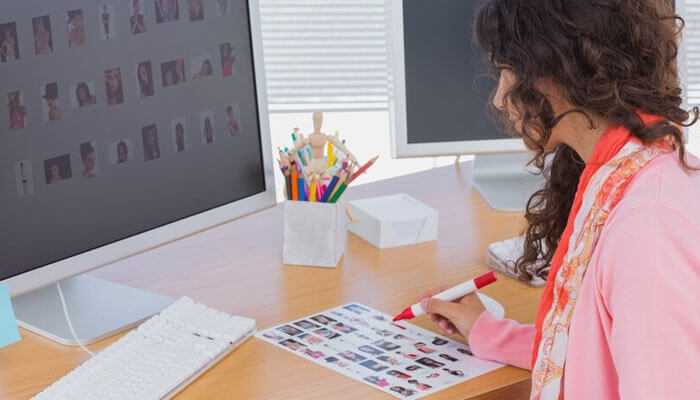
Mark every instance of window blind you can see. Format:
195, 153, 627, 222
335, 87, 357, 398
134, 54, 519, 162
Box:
681, 0, 699, 105
258, 0, 392, 113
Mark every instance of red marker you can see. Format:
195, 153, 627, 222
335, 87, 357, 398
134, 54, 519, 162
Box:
392, 272, 497, 322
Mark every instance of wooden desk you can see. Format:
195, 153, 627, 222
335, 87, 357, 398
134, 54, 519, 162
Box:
0, 162, 542, 400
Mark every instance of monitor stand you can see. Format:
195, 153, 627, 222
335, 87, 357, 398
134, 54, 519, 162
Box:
13, 275, 173, 346
471, 152, 545, 212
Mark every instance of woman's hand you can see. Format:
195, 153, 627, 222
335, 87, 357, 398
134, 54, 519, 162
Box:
419, 289, 487, 338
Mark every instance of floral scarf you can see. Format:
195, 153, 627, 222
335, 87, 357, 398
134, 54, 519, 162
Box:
530, 114, 673, 399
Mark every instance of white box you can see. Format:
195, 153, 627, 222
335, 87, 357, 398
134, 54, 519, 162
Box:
283, 201, 347, 268
348, 194, 438, 248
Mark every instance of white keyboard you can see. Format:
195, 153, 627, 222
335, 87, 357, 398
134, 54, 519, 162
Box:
34, 297, 256, 400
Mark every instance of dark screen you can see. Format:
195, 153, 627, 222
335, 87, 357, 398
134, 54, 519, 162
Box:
0, 0, 266, 281
403, 0, 508, 144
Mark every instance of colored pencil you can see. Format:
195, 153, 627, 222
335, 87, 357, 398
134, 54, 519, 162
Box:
291, 163, 299, 200
298, 177, 306, 201
320, 173, 341, 203
309, 176, 318, 202
349, 155, 379, 184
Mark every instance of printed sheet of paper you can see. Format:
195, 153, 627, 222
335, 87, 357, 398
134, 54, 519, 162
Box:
256, 303, 503, 399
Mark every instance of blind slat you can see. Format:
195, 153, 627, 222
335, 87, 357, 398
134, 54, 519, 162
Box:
260, 0, 391, 112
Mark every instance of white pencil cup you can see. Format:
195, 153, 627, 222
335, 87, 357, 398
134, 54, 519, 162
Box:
283, 201, 348, 268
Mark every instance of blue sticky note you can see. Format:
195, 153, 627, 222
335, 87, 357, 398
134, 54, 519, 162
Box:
0, 284, 21, 348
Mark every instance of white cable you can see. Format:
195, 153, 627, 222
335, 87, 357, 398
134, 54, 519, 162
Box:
57, 282, 95, 357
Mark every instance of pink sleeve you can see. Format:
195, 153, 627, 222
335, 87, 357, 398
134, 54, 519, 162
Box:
467, 311, 535, 370
598, 204, 700, 399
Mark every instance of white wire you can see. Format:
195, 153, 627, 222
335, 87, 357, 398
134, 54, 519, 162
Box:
56, 282, 95, 357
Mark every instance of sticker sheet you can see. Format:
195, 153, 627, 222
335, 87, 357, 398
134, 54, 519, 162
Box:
256, 303, 504, 399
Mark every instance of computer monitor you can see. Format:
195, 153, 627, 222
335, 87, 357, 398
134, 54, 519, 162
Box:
389, 0, 544, 211
0, 0, 275, 344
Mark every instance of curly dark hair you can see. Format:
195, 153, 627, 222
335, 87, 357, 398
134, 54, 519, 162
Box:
474, 0, 698, 282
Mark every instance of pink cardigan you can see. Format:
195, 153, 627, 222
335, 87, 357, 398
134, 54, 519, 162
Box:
468, 152, 700, 399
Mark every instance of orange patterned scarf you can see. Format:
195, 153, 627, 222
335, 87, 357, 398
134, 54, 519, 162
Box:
530, 113, 673, 399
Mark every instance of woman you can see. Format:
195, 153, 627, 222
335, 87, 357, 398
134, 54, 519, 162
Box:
117, 141, 129, 164
43, 82, 62, 121
67, 10, 85, 47
193, 59, 213, 79
225, 105, 240, 135
8, 91, 26, 129
419, 1, 700, 399
104, 68, 124, 105
0, 24, 19, 62
203, 117, 214, 144
130, 0, 147, 34
189, 0, 205, 21
137, 62, 155, 97
220, 43, 235, 77
33, 16, 53, 55
75, 82, 96, 107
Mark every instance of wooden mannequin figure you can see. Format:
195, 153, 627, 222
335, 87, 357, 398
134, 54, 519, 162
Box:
307, 112, 358, 177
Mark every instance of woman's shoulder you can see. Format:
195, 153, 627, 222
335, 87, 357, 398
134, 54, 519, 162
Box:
618, 151, 700, 216
591, 151, 700, 300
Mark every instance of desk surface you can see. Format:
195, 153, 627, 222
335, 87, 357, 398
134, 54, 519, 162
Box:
0, 162, 542, 400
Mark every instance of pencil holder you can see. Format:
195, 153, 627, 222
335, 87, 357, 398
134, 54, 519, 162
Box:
283, 201, 347, 268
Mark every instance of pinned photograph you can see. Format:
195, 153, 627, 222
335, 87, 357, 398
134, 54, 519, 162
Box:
104, 68, 125, 106
41, 82, 63, 122
44, 154, 73, 185
15, 160, 35, 197
224, 103, 241, 136
80, 141, 99, 178
191, 55, 214, 80
99, 4, 117, 40
72, 81, 97, 108
200, 112, 215, 144
188, 0, 205, 21
172, 118, 187, 153
219, 42, 236, 77
216, 0, 230, 16
0, 22, 21, 62
161, 59, 186, 87
142, 124, 161, 161
67, 10, 86, 48
155, 0, 180, 23
137, 61, 155, 98
110, 139, 133, 164
32, 16, 54, 56
130, 0, 148, 34
7, 91, 27, 130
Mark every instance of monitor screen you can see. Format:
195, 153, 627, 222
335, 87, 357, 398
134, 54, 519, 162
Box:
402, 0, 508, 144
0, 0, 266, 281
